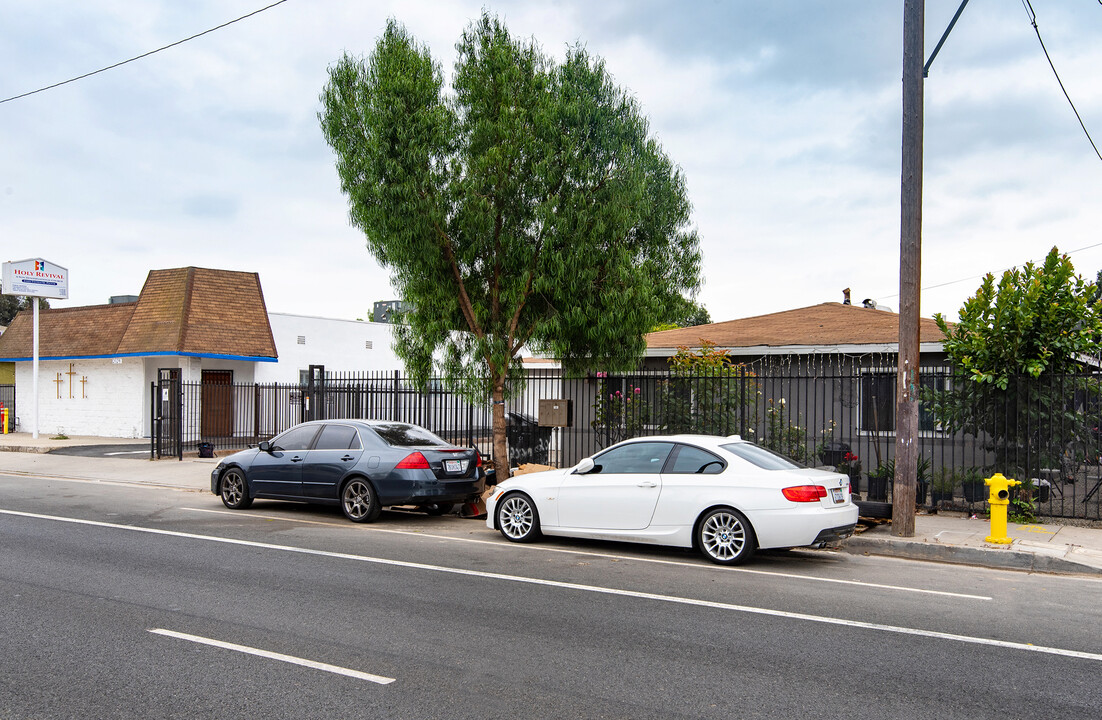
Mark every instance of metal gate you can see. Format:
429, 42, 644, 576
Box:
152, 369, 181, 459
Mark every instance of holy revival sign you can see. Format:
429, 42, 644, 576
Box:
2, 257, 69, 299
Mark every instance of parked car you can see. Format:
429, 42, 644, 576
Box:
486, 434, 858, 565
211, 420, 485, 522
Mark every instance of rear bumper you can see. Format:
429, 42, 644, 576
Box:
812, 523, 858, 545
378, 476, 486, 506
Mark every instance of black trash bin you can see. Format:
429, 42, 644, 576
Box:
818, 441, 851, 467
506, 412, 553, 465
197, 442, 215, 458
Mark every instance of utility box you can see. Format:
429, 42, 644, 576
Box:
538, 399, 573, 427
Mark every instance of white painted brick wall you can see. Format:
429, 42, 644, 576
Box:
16, 358, 146, 438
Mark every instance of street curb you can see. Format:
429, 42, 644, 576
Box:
0, 446, 53, 454
843, 535, 1102, 576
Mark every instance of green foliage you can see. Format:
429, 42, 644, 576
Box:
930, 467, 958, 494
869, 456, 931, 484
588, 343, 757, 446
0, 285, 49, 326
319, 13, 701, 403
653, 297, 710, 331
658, 342, 757, 436
923, 248, 1102, 478
934, 247, 1102, 388
590, 380, 651, 448
761, 398, 812, 465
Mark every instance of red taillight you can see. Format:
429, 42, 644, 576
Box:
395, 451, 430, 470
475, 450, 482, 468
782, 485, 828, 502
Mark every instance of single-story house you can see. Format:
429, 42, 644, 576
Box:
0, 266, 406, 438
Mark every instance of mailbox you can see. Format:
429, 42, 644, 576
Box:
538, 399, 573, 427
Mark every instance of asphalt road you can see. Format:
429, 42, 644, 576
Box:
2, 472, 1101, 719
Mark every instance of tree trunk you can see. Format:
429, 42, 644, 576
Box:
491, 381, 510, 481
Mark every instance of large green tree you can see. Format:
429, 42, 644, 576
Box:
923, 247, 1102, 479
320, 14, 701, 474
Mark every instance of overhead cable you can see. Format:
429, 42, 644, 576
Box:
0, 0, 290, 105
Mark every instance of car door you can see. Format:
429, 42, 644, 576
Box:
301, 423, 364, 499
556, 441, 673, 530
248, 424, 320, 497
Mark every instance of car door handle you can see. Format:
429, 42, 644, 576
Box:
290, 456, 304, 463
340, 455, 355, 462
637, 481, 658, 488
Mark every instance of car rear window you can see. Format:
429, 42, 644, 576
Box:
721, 442, 805, 470
370, 423, 451, 448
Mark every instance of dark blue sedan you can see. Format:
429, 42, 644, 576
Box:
210, 420, 485, 522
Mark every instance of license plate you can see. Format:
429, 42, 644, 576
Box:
444, 459, 467, 474
830, 487, 844, 503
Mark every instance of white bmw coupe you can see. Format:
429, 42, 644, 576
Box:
486, 434, 858, 565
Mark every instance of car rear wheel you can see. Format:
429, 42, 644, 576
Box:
342, 478, 381, 523
697, 508, 756, 565
220, 468, 252, 510
496, 493, 541, 543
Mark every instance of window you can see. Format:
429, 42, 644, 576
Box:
861, 371, 949, 433
370, 422, 451, 447
667, 444, 725, 474
721, 442, 804, 470
591, 442, 673, 474
272, 425, 320, 451
315, 424, 361, 451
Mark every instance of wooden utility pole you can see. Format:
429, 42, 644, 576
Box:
894, 0, 924, 537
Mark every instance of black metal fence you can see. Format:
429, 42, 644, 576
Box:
153, 363, 1102, 520
0, 384, 14, 433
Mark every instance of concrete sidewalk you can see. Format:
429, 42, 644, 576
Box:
2, 433, 1102, 575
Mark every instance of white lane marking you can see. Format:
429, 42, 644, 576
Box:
5, 509, 1094, 662
184, 506, 992, 601
149, 629, 394, 685
103, 451, 149, 456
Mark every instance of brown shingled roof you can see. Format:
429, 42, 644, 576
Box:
646, 302, 947, 351
0, 267, 277, 360
0, 302, 136, 359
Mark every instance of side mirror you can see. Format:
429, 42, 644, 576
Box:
258, 440, 272, 453
573, 457, 595, 475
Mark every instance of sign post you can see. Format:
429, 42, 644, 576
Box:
2, 258, 69, 439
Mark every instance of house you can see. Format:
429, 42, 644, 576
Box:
0, 266, 409, 439
644, 301, 947, 368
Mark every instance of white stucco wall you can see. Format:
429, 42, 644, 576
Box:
16, 358, 146, 438
256, 313, 403, 383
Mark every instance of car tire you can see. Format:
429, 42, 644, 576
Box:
219, 468, 253, 510
696, 507, 756, 565
496, 492, 542, 543
341, 478, 382, 523
422, 502, 454, 516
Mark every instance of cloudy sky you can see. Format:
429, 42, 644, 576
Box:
2, 1, 1100, 325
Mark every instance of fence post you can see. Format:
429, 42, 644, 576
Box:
150, 381, 156, 460
739, 366, 747, 438
393, 370, 400, 421
253, 383, 261, 445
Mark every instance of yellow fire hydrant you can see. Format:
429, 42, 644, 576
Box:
985, 473, 1021, 544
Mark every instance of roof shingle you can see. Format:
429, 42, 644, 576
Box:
0, 267, 277, 361
646, 302, 947, 351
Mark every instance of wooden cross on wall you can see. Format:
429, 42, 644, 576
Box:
66, 363, 77, 399
54, 373, 63, 399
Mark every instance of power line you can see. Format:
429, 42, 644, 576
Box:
879, 241, 1102, 301
0, 0, 290, 105
1021, 0, 1102, 162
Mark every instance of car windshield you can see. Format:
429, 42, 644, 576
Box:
370, 423, 451, 448
721, 442, 805, 470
